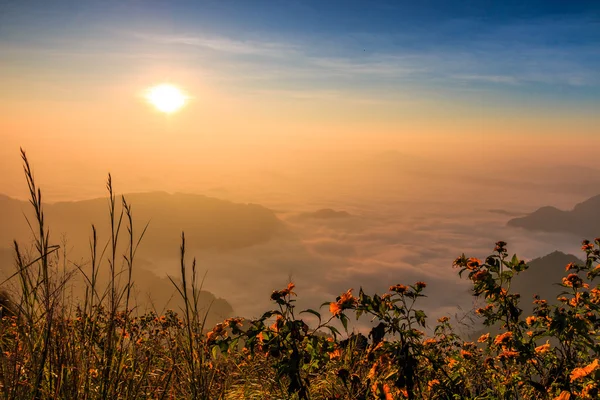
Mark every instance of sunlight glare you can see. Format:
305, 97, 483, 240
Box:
145, 84, 188, 113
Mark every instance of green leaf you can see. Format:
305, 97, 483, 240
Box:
340, 313, 349, 332
300, 309, 321, 324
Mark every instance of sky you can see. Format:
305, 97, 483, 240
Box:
1, 1, 599, 179
1, 0, 600, 324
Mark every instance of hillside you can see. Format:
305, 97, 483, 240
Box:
0, 192, 285, 256
507, 194, 600, 237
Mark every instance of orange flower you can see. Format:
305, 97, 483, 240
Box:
494, 331, 513, 345
526, 316, 536, 325
570, 359, 599, 382
367, 362, 378, 380
389, 284, 408, 293
270, 315, 283, 332
383, 384, 394, 400
330, 289, 357, 316
554, 391, 570, 400
423, 338, 437, 346
565, 262, 577, 271
329, 348, 342, 360
460, 349, 473, 359
562, 274, 583, 288
498, 350, 519, 360
282, 282, 296, 296
427, 379, 440, 390
535, 342, 550, 354
329, 302, 342, 316
415, 281, 427, 289
478, 333, 490, 343
466, 258, 482, 270
472, 270, 490, 281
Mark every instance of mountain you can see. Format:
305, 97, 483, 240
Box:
467, 251, 583, 340
511, 251, 583, 315
507, 194, 600, 237
297, 208, 352, 220
0, 192, 285, 256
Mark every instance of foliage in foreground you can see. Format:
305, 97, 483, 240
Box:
1, 151, 599, 399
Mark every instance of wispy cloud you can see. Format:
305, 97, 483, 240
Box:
134, 32, 297, 57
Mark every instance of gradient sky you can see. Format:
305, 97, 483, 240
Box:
1, 0, 600, 198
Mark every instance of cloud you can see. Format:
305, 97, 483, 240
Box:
134, 32, 297, 57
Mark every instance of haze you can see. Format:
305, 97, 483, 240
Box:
1, 1, 599, 327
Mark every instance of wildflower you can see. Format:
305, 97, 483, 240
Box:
389, 284, 408, 293
466, 258, 482, 271
270, 315, 283, 332
565, 262, 577, 271
329, 289, 357, 316
415, 281, 427, 290
562, 274, 583, 288
582, 383, 598, 397
498, 350, 519, 360
281, 282, 296, 296
582, 240, 594, 251
367, 362, 378, 380
554, 391, 571, 400
472, 270, 490, 281
478, 333, 490, 343
535, 341, 550, 354
494, 331, 513, 345
224, 317, 244, 327
329, 302, 342, 316
526, 316, 536, 325
476, 304, 494, 315
329, 348, 342, 360
447, 358, 458, 369
460, 349, 473, 359
590, 288, 600, 304
383, 384, 394, 400
423, 339, 436, 346
270, 282, 296, 301
570, 359, 599, 382
428, 379, 440, 390
495, 241, 507, 252
89, 368, 99, 378
437, 316, 449, 323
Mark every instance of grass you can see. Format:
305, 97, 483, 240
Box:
1, 150, 599, 399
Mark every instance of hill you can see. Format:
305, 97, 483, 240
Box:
507, 194, 600, 237
0, 192, 285, 256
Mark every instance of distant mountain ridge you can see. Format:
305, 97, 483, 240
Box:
0, 191, 285, 255
507, 194, 600, 237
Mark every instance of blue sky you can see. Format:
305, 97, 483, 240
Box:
1, 0, 599, 114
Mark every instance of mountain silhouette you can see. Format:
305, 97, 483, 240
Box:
511, 251, 583, 315
468, 250, 583, 340
297, 208, 352, 220
0, 192, 285, 255
507, 194, 600, 237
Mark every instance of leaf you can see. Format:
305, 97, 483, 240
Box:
300, 309, 321, 324
327, 326, 341, 339
340, 313, 349, 332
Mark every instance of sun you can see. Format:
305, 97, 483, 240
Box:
145, 84, 188, 113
